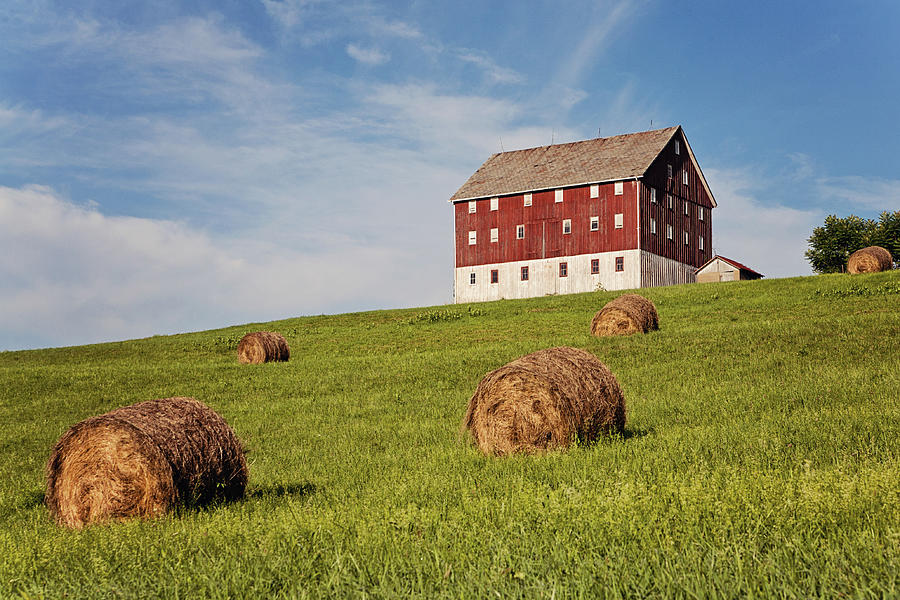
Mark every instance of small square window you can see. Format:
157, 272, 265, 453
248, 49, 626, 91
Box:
590, 184, 599, 198
555, 189, 563, 203
650, 217, 657, 235
591, 259, 599, 274
650, 187, 657, 203
590, 216, 599, 231
666, 224, 673, 240
667, 164, 673, 178
490, 269, 499, 284
490, 227, 498, 243
563, 219, 571, 235
468, 200, 476, 214
614, 181, 623, 196
490, 197, 498, 211
675, 140, 680, 155
524, 193, 532, 207
615, 257, 624, 272
469, 272, 476, 285
683, 170, 689, 185
614, 213, 623, 229
521, 266, 529, 281
559, 262, 568, 277
468, 230, 476, 245
516, 224, 524, 239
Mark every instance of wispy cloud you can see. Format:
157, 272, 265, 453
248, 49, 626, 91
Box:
456, 51, 523, 85
346, 43, 390, 65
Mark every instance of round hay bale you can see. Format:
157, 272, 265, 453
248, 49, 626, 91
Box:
847, 246, 893, 274
590, 293, 658, 337
237, 331, 290, 364
45, 397, 248, 529
462, 346, 626, 456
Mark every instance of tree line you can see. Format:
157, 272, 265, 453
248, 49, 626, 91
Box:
805, 211, 900, 273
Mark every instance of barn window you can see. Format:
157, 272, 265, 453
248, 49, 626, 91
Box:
650, 187, 657, 203
490, 197, 498, 211
516, 224, 524, 239
684, 202, 689, 216
559, 262, 568, 277
667, 164, 673, 179
521, 266, 529, 281
683, 231, 689, 245
591, 259, 600, 274
650, 218, 657, 235
468, 200, 476, 214
699, 236, 705, 250
469, 272, 476, 285
614, 213, 623, 229
490, 227, 499, 243
699, 206, 705, 221
563, 219, 572, 235
667, 194, 674, 210
614, 181, 624, 195
490, 269, 499, 284
590, 216, 599, 231
675, 140, 680, 155
468, 230, 476, 245
555, 189, 563, 203
524, 193, 532, 206
590, 184, 599, 198
666, 224, 673, 240
683, 170, 689, 185
615, 256, 624, 272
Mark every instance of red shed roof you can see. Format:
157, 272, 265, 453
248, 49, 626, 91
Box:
697, 255, 765, 278
449, 125, 715, 206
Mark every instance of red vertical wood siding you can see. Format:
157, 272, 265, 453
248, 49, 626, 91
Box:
638, 131, 713, 268
454, 181, 641, 268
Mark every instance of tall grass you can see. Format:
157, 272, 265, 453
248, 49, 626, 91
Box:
1, 272, 898, 598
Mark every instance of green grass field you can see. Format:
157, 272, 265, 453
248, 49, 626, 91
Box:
1, 272, 899, 598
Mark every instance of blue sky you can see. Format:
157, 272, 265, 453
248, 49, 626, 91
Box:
2, 0, 899, 351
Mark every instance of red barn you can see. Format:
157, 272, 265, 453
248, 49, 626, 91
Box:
448, 126, 716, 303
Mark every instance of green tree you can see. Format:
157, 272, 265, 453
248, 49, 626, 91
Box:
805, 214, 877, 273
805, 211, 900, 273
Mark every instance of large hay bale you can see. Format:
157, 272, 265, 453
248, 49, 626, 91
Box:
45, 397, 248, 529
462, 347, 626, 456
590, 293, 659, 337
847, 246, 893, 274
237, 331, 290, 364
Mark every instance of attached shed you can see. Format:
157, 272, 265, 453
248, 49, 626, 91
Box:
696, 256, 764, 283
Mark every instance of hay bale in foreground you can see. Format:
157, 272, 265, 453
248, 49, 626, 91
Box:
847, 246, 893, 274
462, 347, 626, 456
237, 331, 290, 364
45, 397, 248, 529
590, 293, 659, 337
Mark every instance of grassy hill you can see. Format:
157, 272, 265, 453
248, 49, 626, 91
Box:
1, 272, 898, 598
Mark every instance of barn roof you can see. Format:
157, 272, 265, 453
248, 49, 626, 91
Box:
697, 255, 765, 278
450, 125, 708, 203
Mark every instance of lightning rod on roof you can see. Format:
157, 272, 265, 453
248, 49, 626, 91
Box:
499, 136, 504, 152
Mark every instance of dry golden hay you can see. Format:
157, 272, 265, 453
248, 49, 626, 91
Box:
847, 246, 893, 274
462, 346, 626, 456
237, 331, 290, 364
45, 397, 248, 529
590, 293, 659, 337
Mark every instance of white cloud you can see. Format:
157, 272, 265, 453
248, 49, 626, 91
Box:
0, 185, 449, 351
815, 175, 900, 212
456, 51, 523, 85
705, 168, 822, 278
346, 43, 390, 65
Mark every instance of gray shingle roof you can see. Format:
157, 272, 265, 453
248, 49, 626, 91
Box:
449, 126, 680, 202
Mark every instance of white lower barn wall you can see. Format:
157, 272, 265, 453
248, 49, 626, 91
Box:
455, 250, 697, 303
455, 251, 642, 304
639, 251, 698, 288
